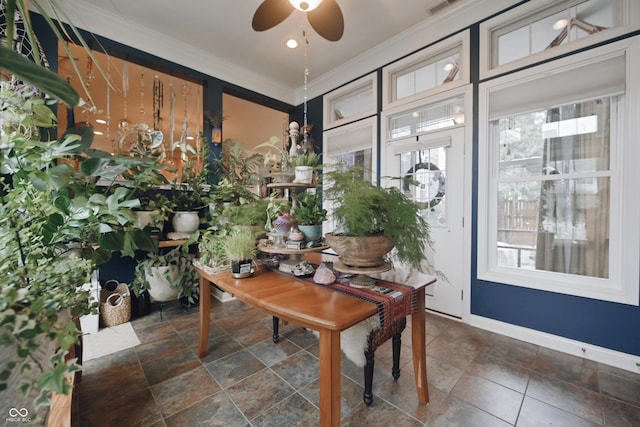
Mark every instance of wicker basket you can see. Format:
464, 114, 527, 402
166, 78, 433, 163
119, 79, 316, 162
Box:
100, 280, 131, 328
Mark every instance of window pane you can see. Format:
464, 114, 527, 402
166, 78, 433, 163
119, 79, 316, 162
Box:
400, 147, 447, 227
498, 98, 612, 178
330, 149, 372, 177
495, 0, 616, 68
331, 85, 374, 122
388, 96, 464, 139
393, 50, 461, 101
495, 97, 614, 279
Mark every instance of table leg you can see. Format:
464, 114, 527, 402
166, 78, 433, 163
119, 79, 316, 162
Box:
272, 316, 280, 343
198, 275, 211, 358
319, 329, 341, 427
411, 288, 429, 404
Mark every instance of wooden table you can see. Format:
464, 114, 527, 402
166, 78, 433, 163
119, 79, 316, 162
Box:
196, 254, 435, 427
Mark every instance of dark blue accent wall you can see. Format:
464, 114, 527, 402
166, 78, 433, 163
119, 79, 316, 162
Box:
467, 17, 640, 357
471, 280, 640, 356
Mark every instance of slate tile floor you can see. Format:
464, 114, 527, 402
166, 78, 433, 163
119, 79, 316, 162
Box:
79, 297, 640, 426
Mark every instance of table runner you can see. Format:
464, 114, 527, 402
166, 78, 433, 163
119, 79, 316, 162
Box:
268, 263, 417, 331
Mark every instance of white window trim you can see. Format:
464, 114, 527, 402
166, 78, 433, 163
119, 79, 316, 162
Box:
477, 38, 640, 306
382, 30, 469, 111
479, 0, 640, 80
323, 73, 377, 131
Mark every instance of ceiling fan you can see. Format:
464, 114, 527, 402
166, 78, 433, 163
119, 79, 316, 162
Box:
252, 0, 344, 42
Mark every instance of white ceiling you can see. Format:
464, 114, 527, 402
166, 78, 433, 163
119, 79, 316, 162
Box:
56, 0, 506, 104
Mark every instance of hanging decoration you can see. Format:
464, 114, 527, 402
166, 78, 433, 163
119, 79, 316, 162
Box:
106, 61, 112, 144
139, 66, 145, 115
119, 63, 130, 128
84, 56, 95, 123
289, 30, 314, 157
179, 82, 191, 163
169, 81, 176, 163
153, 76, 163, 131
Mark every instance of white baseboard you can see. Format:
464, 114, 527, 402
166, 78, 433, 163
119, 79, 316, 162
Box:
468, 313, 640, 374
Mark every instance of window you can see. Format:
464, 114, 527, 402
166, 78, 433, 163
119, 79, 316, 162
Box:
477, 38, 640, 305
480, 0, 638, 79
387, 95, 465, 140
323, 117, 377, 233
323, 73, 377, 130
382, 31, 469, 110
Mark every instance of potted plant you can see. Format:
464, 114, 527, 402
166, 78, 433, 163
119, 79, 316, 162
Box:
255, 136, 294, 182
130, 245, 199, 306
323, 164, 434, 272
292, 152, 321, 184
292, 192, 327, 242
0, 61, 160, 414
171, 160, 209, 235
221, 226, 257, 278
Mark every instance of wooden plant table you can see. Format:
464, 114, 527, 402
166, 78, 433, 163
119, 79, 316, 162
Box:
195, 253, 435, 427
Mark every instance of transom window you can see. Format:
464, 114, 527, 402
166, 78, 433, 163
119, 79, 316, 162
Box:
323, 73, 376, 130
480, 0, 637, 79
388, 96, 464, 140
382, 31, 469, 110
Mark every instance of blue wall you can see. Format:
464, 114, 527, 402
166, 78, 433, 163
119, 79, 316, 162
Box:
466, 16, 640, 357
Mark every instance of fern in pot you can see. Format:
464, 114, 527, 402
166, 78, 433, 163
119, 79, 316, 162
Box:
323, 164, 434, 272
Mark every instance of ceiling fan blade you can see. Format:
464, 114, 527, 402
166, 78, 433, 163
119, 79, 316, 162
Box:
252, 0, 294, 32
307, 0, 344, 41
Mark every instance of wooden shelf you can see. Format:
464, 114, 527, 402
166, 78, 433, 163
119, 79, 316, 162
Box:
267, 182, 316, 190
159, 239, 187, 248
258, 244, 328, 255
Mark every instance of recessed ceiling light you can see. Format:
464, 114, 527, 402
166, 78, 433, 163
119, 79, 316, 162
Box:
95, 119, 107, 124
286, 39, 298, 49
553, 18, 569, 30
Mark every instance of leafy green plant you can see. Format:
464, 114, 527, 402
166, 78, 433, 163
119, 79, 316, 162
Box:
0, 78, 161, 409
323, 164, 434, 272
292, 192, 327, 225
130, 245, 199, 305
213, 140, 263, 186
172, 159, 209, 211
198, 227, 230, 268
223, 198, 269, 228
292, 152, 321, 167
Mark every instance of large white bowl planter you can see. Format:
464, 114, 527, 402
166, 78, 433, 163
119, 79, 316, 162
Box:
145, 266, 179, 302
172, 211, 200, 234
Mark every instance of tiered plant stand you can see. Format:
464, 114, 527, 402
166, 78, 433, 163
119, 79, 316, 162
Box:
333, 260, 392, 288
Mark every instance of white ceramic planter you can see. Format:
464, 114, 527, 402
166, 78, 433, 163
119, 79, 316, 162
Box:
293, 166, 313, 184
146, 266, 179, 302
172, 211, 200, 234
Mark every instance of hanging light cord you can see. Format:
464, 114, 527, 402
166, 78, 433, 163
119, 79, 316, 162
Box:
303, 30, 309, 144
